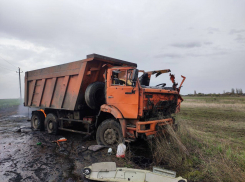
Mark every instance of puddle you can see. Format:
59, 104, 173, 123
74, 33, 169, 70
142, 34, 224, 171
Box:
10, 115, 27, 118
0, 119, 8, 121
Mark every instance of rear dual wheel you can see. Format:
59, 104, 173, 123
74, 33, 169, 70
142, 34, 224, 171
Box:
31, 112, 44, 131
45, 113, 59, 135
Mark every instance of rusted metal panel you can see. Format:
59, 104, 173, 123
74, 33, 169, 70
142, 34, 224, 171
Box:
60, 75, 70, 108
32, 79, 45, 107
38, 79, 46, 107
40, 78, 56, 107
49, 77, 57, 107
62, 75, 78, 109
87, 54, 137, 68
49, 75, 70, 108
27, 60, 82, 81
50, 77, 66, 108
28, 80, 36, 106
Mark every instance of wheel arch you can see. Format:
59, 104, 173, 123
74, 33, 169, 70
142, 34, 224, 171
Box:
96, 104, 126, 137
100, 104, 124, 119
32, 110, 45, 122
96, 104, 124, 126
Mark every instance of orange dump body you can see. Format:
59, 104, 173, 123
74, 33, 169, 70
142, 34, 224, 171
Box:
24, 54, 136, 110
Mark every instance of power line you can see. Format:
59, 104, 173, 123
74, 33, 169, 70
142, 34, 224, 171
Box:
0, 64, 17, 72
0, 55, 18, 68
0, 67, 13, 72
0, 64, 16, 71
0, 63, 17, 71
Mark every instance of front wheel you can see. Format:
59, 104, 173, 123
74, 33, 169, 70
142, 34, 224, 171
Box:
45, 113, 59, 135
96, 119, 124, 146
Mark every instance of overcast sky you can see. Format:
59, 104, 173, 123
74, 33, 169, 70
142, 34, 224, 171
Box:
0, 0, 245, 99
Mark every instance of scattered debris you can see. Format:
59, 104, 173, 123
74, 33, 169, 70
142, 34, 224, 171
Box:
12, 127, 21, 132
108, 148, 112, 155
36, 142, 42, 145
83, 162, 187, 182
12, 126, 32, 133
20, 128, 32, 133
116, 143, 126, 158
88, 145, 107, 152
52, 137, 67, 147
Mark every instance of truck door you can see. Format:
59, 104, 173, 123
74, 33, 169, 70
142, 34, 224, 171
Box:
106, 68, 139, 119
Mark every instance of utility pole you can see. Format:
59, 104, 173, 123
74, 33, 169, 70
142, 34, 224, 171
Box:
16, 67, 23, 103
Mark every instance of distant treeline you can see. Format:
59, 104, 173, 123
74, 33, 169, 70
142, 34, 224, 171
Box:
188, 88, 244, 96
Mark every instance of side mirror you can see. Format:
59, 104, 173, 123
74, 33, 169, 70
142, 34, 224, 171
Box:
132, 69, 138, 84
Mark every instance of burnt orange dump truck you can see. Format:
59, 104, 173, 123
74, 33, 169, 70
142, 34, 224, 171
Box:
24, 54, 185, 145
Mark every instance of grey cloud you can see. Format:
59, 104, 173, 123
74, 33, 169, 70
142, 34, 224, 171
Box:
234, 34, 245, 43
207, 27, 220, 34
229, 29, 245, 35
186, 52, 228, 57
155, 51, 227, 60
170, 42, 202, 48
208, 27, 220, 32
154, 53, 183, 59
204, 41, 213, 45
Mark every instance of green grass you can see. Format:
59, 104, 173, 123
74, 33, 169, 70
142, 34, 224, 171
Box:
176, 96, 245, 181
0, 99, 20, 109
183, 96, 245, 104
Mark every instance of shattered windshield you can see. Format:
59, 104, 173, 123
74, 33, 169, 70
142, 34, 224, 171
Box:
139, 69, 174, 89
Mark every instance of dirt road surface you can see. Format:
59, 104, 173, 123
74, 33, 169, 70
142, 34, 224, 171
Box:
0, 106, 148, 182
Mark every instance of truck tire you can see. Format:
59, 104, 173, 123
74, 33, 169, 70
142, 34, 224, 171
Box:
85, 82, 105, 110
96, 119, 124, 146
31, 112, 44, 131
45, 113, 59, 135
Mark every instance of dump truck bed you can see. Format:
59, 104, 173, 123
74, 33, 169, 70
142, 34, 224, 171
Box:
24, 54, 137, 111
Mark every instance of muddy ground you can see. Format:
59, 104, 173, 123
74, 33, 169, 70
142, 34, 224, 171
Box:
0, 106, 151, 182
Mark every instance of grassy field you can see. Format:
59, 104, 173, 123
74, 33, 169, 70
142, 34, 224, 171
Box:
0, 99, 20, 109
154, 96, 245, 181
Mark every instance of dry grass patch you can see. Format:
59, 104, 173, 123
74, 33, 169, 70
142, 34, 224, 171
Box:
182, 102, 245, 112
149, 96, 245, 181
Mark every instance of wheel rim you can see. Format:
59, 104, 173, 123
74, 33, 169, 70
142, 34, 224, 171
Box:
104, 128, 118, 145
34, 118, 38, 127
48, 121, 53, 130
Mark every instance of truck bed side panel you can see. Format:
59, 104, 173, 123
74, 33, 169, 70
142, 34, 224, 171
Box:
25, 60, 84, 110
24, 54, 137, 111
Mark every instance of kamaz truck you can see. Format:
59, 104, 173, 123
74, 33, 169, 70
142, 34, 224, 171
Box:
24, 54, 185, 145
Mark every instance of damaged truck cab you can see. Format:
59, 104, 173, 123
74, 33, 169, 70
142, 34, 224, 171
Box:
99, 65, 186, 144
24, 54, 185, 146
